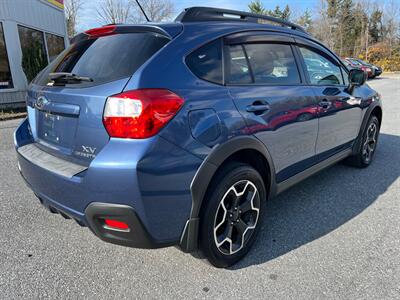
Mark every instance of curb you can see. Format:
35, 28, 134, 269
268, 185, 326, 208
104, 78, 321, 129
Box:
0, 113, 27, 122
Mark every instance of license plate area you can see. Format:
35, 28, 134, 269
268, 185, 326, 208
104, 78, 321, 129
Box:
37, 111, 78, 149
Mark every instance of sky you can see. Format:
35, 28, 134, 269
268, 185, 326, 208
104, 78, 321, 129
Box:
77, 0, 319, 31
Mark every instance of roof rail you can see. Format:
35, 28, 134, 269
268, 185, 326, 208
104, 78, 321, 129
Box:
175, 7, 308, 34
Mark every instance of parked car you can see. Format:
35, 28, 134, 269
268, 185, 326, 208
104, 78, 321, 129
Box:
344, 57, 382, 79
343, 58, 374, 78
15, 7, 383, 268
353, 58, 382, 78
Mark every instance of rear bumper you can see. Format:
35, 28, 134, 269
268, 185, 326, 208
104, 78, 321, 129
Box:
15, 118, 203, 249
85, 203, 175, 248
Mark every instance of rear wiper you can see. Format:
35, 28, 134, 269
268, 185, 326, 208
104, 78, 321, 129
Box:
49, 72, 93, 84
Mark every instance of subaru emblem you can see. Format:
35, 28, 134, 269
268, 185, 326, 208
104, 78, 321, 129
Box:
35, 96, 49, 110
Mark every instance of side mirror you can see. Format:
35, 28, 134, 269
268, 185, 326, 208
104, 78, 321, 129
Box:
349, 69, 367, 87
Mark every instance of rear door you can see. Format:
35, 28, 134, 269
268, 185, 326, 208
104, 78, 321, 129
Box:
295, 39, 363, 154
224, 33, 320, 182
27, 30, 170, 165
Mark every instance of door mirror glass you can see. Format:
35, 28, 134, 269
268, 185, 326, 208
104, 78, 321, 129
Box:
349, 69, 367, 86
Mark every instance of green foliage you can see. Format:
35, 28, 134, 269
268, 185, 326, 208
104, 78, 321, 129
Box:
268, 5, 291, 21
297, 9, 312, 31
21, 40, 48, 83
369, 9, 384, 44
248, 1, 291, 21
248, 0, 266, 14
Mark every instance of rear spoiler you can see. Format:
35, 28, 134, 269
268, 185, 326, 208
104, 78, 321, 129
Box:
71, 23, 183, 44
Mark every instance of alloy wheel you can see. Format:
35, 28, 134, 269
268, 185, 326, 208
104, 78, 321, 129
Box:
362, 122, 378, 163
213, 180, 260, 255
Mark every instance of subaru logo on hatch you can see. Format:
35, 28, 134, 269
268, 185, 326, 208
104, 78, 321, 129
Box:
35, 96, 49, 110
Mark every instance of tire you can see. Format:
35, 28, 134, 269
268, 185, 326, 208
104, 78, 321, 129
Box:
199, 162, 266, 268
345, 115, 380, 168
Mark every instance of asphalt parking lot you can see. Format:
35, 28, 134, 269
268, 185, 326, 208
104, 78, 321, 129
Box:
0, 75, 399, 299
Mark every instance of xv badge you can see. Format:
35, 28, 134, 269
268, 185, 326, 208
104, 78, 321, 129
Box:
82, 145, 96, 155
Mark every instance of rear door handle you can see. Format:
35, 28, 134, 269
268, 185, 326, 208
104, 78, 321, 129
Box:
246, 102, 271, 113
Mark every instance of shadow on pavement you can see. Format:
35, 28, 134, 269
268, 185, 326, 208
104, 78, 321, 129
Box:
232, 133, 400, 269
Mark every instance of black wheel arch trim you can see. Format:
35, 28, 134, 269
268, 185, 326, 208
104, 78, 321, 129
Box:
180, 135, 276, 252
352, 101, 382, 156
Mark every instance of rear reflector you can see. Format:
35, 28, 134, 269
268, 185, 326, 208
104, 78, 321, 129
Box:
85, 25, 117, 37
104, 219, 130, 231
103, 89, 184, 139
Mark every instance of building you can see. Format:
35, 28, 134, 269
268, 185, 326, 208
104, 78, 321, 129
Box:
0, 0, 68, 108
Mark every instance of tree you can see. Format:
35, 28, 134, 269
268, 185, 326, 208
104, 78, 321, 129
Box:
297, 9, 313, 31
369, 8, 384, 44
131, 0, 175, 22
65, 0, 83, 38
384, 0, 400, 58
265, 5, 291, 21
248, 0, 266, 14
337, 0, 356, 56
281, 5, 291, 21
96, 0, 132, 24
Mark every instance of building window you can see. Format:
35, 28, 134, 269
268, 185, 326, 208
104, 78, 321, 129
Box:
0, 23, 13, 89
46, 33, 65, 62
18, 25, 48, 82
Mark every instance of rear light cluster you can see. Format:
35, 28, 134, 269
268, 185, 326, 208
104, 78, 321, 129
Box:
103, 89, 184, 139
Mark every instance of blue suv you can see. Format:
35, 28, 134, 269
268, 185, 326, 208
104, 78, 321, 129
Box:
15, 7, 382, 267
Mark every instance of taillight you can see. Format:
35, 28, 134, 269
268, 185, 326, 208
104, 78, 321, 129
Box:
103, 89, 184, 139
85, 25, 116, 38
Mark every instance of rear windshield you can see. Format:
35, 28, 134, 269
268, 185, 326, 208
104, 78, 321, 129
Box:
33, 32, 170, 87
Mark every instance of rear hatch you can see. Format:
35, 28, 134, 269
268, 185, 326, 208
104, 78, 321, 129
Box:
27, 26, 170, 166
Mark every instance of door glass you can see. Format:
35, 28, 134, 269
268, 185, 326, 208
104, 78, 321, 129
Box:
227, 45, 252, 84
244, 43, 301, 84
0, 22, 13, 89
300, 47, 343, 85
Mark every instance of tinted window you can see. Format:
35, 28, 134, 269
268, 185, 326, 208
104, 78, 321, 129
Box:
18, 25, 48, 82
0, 22, 13, 89
244, 43, 300, 85
227, 45, 252, 84
186, 39, 222, 84
46, 33, 65, 62
34, 32, 169, 87
300, 47, 343, 85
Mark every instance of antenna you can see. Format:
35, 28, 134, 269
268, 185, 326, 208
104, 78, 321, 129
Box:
135, 0, 150, 22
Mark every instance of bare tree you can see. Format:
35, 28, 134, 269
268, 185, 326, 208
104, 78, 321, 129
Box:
384, 0, 400, 58
131, 0, 175, 22
65, 0, 83, 38
96, 0, 133, 25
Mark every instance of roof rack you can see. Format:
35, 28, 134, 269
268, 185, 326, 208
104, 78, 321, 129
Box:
175, 7, 307, 34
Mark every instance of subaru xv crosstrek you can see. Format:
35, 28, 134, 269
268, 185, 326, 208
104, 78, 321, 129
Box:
14, 7, 382, 267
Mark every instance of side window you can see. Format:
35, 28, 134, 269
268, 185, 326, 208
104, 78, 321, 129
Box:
299, 47, 344, 85
244, 43, 301, 84
186, 39, 223, 84
227, 45, 252, 84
